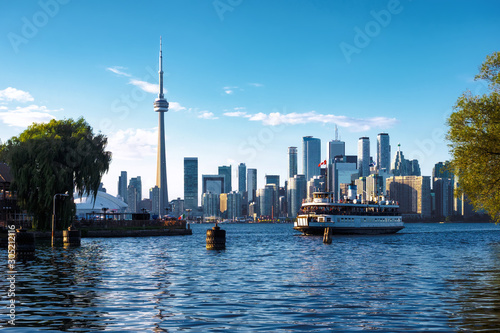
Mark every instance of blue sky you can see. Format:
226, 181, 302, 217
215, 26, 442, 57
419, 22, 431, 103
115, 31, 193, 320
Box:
1, 0, 499, 201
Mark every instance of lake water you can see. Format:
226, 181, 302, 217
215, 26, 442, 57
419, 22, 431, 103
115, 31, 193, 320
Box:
2, 222, 500, 332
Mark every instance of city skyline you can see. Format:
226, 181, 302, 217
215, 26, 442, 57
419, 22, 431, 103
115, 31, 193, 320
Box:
1, 1, 499, 199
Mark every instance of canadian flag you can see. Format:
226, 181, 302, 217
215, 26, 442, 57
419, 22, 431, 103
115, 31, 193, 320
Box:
318, 160, 327, 167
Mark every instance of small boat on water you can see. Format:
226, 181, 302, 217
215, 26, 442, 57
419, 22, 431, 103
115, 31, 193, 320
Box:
294, 190, 404, 235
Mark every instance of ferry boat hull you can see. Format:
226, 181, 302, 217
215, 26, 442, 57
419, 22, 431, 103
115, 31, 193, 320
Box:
293, 224, 404, 236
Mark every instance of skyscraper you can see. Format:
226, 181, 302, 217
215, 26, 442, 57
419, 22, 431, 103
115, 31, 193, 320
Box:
288, 147, 298, 179
238, 163, 246, 193
154, 37, 169, 215
288, 174, 307, 218
184, 157, 198, 211
218, 165, 232, 193
247, 168, 257, 202
118, 171, 128, 203
377, 133, 391, 172
328, 140, 345, 163
358, 137, 370, 177
149, 186, 160, 216
302, 136, 321, 182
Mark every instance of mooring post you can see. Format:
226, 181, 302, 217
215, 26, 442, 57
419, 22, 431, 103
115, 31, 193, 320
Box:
206, 222, 226, 250
323, 227, 332, 244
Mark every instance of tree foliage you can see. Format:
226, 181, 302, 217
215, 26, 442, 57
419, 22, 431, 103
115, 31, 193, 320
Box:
447, 51, 500, 222
0, 118, 111, 230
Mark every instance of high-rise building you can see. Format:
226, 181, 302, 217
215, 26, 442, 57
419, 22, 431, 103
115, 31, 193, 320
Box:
302, 136, 321, 181
149, 186, 160, 216
227, 191, 242, 220
184, 157, 198, 211
288, 174, 307, 218
358, 137, 370, 177
265, 175, 280, 218
247, 168, 257, 202
238, 163, 246, 193
433, 161, 452, 179
202, 175, 225, 195
288, 147, 298, 179
127, 185, 138, 213
328, 140, 345, 163
218, 165, 232, 193
154, 37, 169, 215
377, 133, 391, 172
203, 192, 220, 221
129, 176, 142, 202
118, 171, 128, 203
391, 144, 421, 176
386, 176, 431, 217
433, 177, 453, 218
257, 186, 274, 217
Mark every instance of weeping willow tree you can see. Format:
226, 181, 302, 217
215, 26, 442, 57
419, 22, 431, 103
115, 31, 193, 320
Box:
447, 51, 500, 222
0, 118, 111, 230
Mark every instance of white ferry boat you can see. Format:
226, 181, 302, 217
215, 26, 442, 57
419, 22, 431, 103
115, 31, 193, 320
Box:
294, 191, 404, 235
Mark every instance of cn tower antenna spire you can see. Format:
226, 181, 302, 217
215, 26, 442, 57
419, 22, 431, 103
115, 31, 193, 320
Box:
159, 36, 164, 99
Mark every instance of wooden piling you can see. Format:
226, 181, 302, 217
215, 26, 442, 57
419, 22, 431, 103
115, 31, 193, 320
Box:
323, 227, 333, 244
63, 227, 81, 247
16, 228, 35, 258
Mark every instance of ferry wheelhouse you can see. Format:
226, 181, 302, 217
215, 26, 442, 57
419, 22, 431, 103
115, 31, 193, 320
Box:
294, 191, 404, 235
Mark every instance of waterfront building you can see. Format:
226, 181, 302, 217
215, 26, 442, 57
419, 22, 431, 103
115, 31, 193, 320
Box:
302, 136, 321, 182
307, 175, 326, 200
257, 185, 274, 218
129, 177, 142, 202
170, 198, 184, 217
219, 193, 227, 219
288, 147, 298, 179
288, 174, 307, 218
127, 184, 138, 213
149, 186, 160, 216
202, 175, 225, 195
218, 165, 232, 193
118, 171, 128, 203
203, 192, 220, 221
377, 133, 391, 172
433, 177, 453, 218
358, 137, 370, 177
184, 157, 198, 211
227, 191, 242, 220
265, 175, 280, 218
154, 37, 170, 215
238, 163, 246, 193
386, 176, 431, 218
247, 168, 257, 202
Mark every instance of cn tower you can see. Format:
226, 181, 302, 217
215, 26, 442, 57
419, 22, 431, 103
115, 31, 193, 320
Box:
154, 37, 169, 215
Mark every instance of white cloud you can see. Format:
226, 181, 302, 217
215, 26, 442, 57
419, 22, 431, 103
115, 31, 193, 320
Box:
245, 111, 397, 132
249, 83, 264, 87
128, 79, 159, 94
169, 101, 187, 112
107, 128, 158, 161
0, 87, 34, 103
106, 66, 131, 77
0, 105, 58, 128
224, 111, 249, 117
223, 86, 240, 95
198, 111, 218, 119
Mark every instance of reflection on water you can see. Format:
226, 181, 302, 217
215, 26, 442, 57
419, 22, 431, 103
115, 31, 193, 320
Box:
1, 223, 500, 331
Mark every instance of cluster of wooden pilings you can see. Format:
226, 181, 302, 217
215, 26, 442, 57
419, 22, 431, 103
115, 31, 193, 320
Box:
1, 227, 82, 259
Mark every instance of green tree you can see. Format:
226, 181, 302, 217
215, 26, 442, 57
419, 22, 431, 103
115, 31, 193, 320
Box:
0, 118, 111, 230
447, 51, 500, 222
